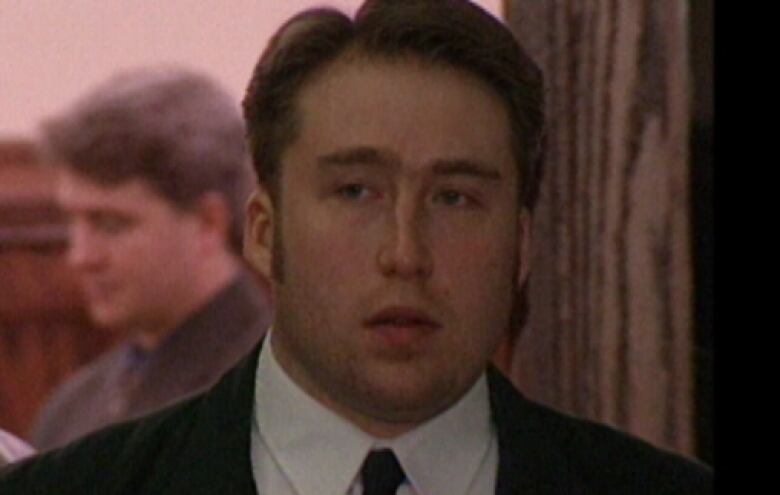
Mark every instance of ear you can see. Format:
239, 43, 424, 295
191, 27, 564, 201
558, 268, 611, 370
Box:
194, 192, 231, 253
243, 187, 275, 280
516, 208, 533, 289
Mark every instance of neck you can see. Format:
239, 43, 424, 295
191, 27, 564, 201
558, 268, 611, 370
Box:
269, 333, 429, 439
134, 252, 241, 350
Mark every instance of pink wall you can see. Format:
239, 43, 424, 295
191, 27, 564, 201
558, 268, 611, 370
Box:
0, 0, 502, 138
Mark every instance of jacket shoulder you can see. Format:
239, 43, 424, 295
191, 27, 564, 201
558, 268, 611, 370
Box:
546, 405, 712, 493
488, 369, 712, 494
29, 347, 124, 448
0, 393, 203, 495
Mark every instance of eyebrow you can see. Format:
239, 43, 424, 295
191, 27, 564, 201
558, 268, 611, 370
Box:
431, 159, 502, 181
317, 146, 502, 181
317, 146, 396, 168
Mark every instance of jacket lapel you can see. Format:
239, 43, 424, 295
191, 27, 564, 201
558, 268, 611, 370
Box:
155, 342, 263, 494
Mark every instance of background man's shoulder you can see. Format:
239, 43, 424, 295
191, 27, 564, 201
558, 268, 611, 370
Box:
29, 345, 127, 448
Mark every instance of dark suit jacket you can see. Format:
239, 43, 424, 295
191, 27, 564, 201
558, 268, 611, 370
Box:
0, 341, 712, 494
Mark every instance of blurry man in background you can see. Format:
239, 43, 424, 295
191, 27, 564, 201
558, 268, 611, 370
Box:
29, 66, 273, 450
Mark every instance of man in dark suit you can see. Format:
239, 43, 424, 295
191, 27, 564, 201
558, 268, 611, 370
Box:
1, 1, 711, 493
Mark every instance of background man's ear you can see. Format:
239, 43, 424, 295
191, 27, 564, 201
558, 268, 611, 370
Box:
516, 208, 532, 288
243, 188, 275, 280
194, 192, 231, 254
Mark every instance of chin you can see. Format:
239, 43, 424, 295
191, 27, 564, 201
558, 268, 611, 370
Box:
88, 306, 124, 332
363, 389, 454, 428
358, 370, 462, 420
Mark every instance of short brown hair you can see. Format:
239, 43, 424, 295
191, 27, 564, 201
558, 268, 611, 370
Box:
41, 66, 255, 252
243, 0, 545, 209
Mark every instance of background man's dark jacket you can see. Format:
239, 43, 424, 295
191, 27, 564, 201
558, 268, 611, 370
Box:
31, 269, 271, 451
0, 341, 712, 494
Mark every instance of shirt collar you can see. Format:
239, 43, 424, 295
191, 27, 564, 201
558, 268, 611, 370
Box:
255, 331, 374, 495
255, 331, 493, 495
382, 371, 493, 495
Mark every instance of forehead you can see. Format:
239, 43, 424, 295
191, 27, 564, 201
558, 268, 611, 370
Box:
290, 54, 515, 176
56, 170, 169, 212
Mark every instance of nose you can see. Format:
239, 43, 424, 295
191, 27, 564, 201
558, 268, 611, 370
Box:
377, 200, 433, 280
67, 222, 105, 271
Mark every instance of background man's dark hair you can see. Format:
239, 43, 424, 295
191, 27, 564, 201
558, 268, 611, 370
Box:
41, 66, 255, 252
243, 0, 545, 210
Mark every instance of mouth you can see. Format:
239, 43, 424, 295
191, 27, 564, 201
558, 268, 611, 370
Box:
81, 280, 116, 302
364, 306, 441, 346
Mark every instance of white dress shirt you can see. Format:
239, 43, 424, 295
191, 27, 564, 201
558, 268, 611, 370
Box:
0, 429, 34, 467
251, 332, 498, 495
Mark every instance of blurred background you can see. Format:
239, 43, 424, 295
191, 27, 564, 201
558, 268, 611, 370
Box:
0, 0, 711, 465
0, 0, 500, 138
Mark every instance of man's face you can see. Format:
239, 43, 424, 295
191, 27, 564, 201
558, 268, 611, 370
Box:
57, 171, 206, 334
246, 56, 530, 436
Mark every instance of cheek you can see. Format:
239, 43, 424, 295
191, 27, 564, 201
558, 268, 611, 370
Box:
433, 225, 518, 311
132, 224, 194, 282
108, 232, 155, 276
283, 206, 378, 283
146, 232, 184, 265
434, 216, 518, 271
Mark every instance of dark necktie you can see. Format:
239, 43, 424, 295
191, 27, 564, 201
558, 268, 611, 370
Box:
360, 449, 406, 495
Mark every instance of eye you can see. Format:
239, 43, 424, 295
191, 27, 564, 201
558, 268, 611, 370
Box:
335, 183, 373, 201
433, 189, 471, 207
90, 213, 133, 235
